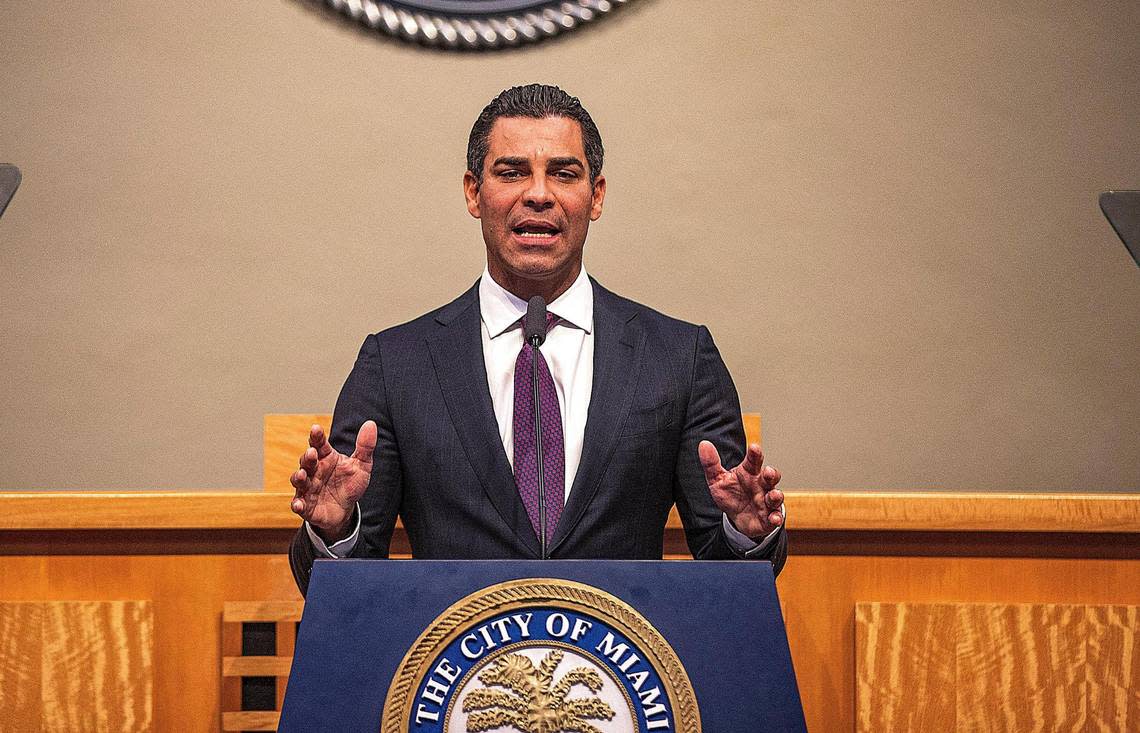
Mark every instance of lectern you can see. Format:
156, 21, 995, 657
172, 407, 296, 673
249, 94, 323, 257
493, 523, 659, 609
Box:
280, 560, 805, 732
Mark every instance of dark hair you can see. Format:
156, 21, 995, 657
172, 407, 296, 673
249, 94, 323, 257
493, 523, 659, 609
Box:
466, 84, 604, 186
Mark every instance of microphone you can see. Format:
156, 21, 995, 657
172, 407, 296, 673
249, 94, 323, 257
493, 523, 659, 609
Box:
524, 295, 548, 346
524, 296, 549, 558
0, 165, 21, 219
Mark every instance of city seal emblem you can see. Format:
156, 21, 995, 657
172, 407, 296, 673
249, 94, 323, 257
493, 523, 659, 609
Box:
381, 578, 701, 732
318, 1, 633, 50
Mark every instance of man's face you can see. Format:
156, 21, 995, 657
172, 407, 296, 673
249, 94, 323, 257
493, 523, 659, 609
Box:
464, 115, 606, 300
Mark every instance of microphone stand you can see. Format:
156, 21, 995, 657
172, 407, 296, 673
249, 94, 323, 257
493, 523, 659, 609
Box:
524, 295, 549, 560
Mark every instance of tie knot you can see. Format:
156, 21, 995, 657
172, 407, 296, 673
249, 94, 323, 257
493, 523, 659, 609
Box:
518, 313, 560, 332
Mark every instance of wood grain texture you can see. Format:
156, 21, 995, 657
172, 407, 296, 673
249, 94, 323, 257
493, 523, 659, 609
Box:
743, 412, 761, 447
0, 528, 299, 556
787, 529, 1140, 559
781, 557, 1140, 733
793, 491, 1140, 532
0, 603, 43, 732
41, 602, 153, 732
0, 492, 297, 531
221, 656, 292, 677
856, 603, 955, 731
222, 600, 303, 623
0, 479, 1136, 732
264, 414, 331, 493
1086, 605, 1140, 733
0, 548, 1137, 732
3, 489, 1137, 534
221, 601, 303, 720
0, 556, 302, 733
959, 603, 1086, 731
222, 710, 279, 731
856, 602, 1140, 732
0, 602, 152, 733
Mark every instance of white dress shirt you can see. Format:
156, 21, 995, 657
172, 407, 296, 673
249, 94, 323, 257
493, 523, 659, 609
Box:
308, 266, 781, 557
479, 264, 594, 496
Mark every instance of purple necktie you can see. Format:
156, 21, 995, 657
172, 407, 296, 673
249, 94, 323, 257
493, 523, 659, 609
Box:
513, 313, 565, 545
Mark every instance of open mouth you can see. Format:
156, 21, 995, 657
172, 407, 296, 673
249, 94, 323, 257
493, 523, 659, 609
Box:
511, 221, 561, 240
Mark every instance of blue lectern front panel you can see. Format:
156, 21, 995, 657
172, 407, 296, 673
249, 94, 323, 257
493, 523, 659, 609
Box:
280, 560, 805, 732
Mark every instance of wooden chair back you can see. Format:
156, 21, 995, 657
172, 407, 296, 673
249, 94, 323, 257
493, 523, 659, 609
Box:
264, 413, 760, 491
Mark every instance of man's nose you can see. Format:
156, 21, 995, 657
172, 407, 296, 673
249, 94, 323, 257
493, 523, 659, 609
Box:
524, 175, 554, 210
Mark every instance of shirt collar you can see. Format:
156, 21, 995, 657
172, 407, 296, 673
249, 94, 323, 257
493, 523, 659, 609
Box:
479, 266, 594, 339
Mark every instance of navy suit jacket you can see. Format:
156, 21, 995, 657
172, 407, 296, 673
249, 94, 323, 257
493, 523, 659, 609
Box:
289, 279, 787, 594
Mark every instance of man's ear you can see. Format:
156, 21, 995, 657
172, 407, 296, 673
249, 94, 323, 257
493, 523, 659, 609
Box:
590, 174, 606, 221
463, 170, 481, 219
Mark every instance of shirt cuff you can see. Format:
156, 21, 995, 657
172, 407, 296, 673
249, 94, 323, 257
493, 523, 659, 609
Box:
304, 505, 362, 558
721, 504, 786, 557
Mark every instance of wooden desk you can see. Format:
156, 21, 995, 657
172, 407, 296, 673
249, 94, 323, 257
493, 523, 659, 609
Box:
1, 490, 1137, 732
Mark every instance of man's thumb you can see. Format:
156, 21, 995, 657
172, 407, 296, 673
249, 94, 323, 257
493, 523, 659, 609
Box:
353, 420, 378, 462
697, 440, 724, 484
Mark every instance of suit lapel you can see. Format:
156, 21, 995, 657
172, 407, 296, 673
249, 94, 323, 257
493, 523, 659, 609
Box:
426, 284, 541, 557
550, 280, 644, 553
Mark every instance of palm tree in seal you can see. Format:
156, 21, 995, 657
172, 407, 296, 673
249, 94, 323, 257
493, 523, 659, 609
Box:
462, 648, 616, 733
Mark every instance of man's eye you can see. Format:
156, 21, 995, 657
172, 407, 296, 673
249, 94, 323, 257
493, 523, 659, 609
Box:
499, 170, 525, 180
553, 170, 578, 181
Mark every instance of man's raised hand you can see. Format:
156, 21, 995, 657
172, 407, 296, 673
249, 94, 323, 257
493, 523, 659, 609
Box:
289, 421, 377, 543
698, 440, 784, 539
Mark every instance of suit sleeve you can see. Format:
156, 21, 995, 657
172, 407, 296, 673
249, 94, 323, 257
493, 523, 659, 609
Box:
289, 334, 404, 596
671, 326, 787, 575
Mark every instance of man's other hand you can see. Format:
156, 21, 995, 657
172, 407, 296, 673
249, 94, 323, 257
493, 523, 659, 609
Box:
289, 421, 377, 543
698, 440, 784, 539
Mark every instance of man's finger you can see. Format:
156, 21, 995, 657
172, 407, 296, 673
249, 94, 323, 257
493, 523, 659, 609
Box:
299, 447, 319, 475
352, 420, 378, 464
761, 465, 781, 487
764, 488, 783, 511
310, 424, 333, 459
698, 440, 725, 484
740, 444, 765, 475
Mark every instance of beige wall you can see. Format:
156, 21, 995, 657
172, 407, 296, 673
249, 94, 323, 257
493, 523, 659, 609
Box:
1, 1, 1137, 491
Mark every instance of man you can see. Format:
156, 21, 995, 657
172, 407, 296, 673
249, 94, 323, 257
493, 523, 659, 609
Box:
288, 84, 785, 595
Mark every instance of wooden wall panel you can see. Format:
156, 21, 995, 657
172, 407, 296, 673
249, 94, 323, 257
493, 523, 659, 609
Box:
856, 603, 1140, 733
780, 557, 1140, 733
0, 557, 302, 733
1, 553, 1134, 733
1086, 605, 1140, 733
0, 491, 1135, 732
855, 603, 955, 731
956, 604, 1086, 731
0, 603, 43, 731
40, 602, 154, 732
0, 602, 152, 733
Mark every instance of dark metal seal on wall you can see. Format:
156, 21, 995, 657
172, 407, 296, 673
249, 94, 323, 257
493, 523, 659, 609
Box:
322, 0, 630, 49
